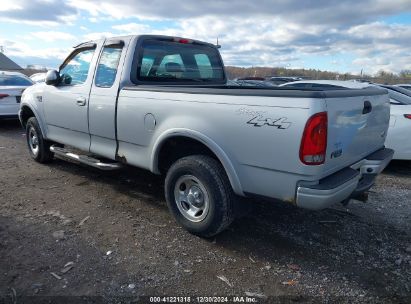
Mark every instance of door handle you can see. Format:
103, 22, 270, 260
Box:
362, 100, 372, 114
76, 97, 87, 106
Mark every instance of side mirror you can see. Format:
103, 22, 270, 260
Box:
45, 70, 60, 86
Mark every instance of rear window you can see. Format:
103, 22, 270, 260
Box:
135, 39, 225, 84
95, 45, 123, 88
0, 75, 33, 86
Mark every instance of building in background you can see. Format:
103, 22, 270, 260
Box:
0, 52, 23, 71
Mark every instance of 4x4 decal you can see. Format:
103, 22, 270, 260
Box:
247, 116, 292, 129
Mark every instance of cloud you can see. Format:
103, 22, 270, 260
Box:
1, 0, 411, 74
334, 22, 411, 73
0, 2, 22, 11
82, 32, 117, 41
68, 0, 411, 25
0, 39, 70, 60
0, 38, 71, 68
112, 23, 150, 34
31, 31, 76, 42
162, 16, 411, 73
90, 1, 410, 73
0, 0, 78, 25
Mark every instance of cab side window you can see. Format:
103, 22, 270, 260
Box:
95, 45, 123, 88
60, 48, 95, 86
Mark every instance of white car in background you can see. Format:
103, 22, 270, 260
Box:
379, 85, 411, 160
279, 79, 371, 89
30, 72, 47, 84
267, 76, 304, 85
280, 80, 411, 160
0, 71, 34, 118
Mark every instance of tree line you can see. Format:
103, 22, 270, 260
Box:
225, 66, 411, 85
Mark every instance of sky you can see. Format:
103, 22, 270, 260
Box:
0, 0, 411, 75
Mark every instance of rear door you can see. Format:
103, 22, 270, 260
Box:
88, 37, 131, 159
42, 43, 100, 151
324, 91, 390, 173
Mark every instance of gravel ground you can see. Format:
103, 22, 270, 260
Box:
0, 119, 410, 303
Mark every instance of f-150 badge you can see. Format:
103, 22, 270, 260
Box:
247, 116, 291, 129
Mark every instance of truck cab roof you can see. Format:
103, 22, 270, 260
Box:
73, 35, 219, 49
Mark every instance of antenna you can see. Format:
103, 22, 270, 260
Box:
216, 37, 221, 49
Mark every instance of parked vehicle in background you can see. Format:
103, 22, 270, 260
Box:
0, 71, 33, 118
226, 80, 240, 86
236, 77, 266, 81
267, 76, 304, 85
379, 85, 411, 160
350, 79, 372, 84
19, 35, 393, 237
279, 80, 371, 89
232, 79, 275, 87
30, 73, 47, 84
281, 80, 411, 160
395, 84, 411, 91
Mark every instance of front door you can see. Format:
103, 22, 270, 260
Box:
42, 44, 99, 151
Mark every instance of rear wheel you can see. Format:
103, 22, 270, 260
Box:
165, 155, 235, 237
26, 117, 54, 163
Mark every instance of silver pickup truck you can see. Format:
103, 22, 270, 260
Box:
19, 35, 393, 237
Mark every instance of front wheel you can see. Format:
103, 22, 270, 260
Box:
26, 117, 54, 163
165, 155, 235, 237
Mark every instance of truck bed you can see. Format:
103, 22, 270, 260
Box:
117, 83, 390, 201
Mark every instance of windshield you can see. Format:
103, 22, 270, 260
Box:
0, 75, 33, 86
136, 39, 225, 84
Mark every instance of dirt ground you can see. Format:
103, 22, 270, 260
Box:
0, 119, 410, 303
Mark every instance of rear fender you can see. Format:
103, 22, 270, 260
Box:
151, 128, 244, 196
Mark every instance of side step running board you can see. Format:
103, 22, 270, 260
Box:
50, 145, 123, 171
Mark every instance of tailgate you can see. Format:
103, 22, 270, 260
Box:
323, 88, 390, 174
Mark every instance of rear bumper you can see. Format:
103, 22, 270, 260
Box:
0, 104, 19, 117
296, 148, 394, 210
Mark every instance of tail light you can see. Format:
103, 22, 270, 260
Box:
404, 114, 411, 119
300, 112, 328, 165
0, 94, 9, 99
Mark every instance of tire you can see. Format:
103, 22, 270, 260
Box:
26, 117, 54, 163
165, 155, 235, 237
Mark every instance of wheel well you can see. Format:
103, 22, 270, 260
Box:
20, 106, 35, 128
157, 136, 219, 174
